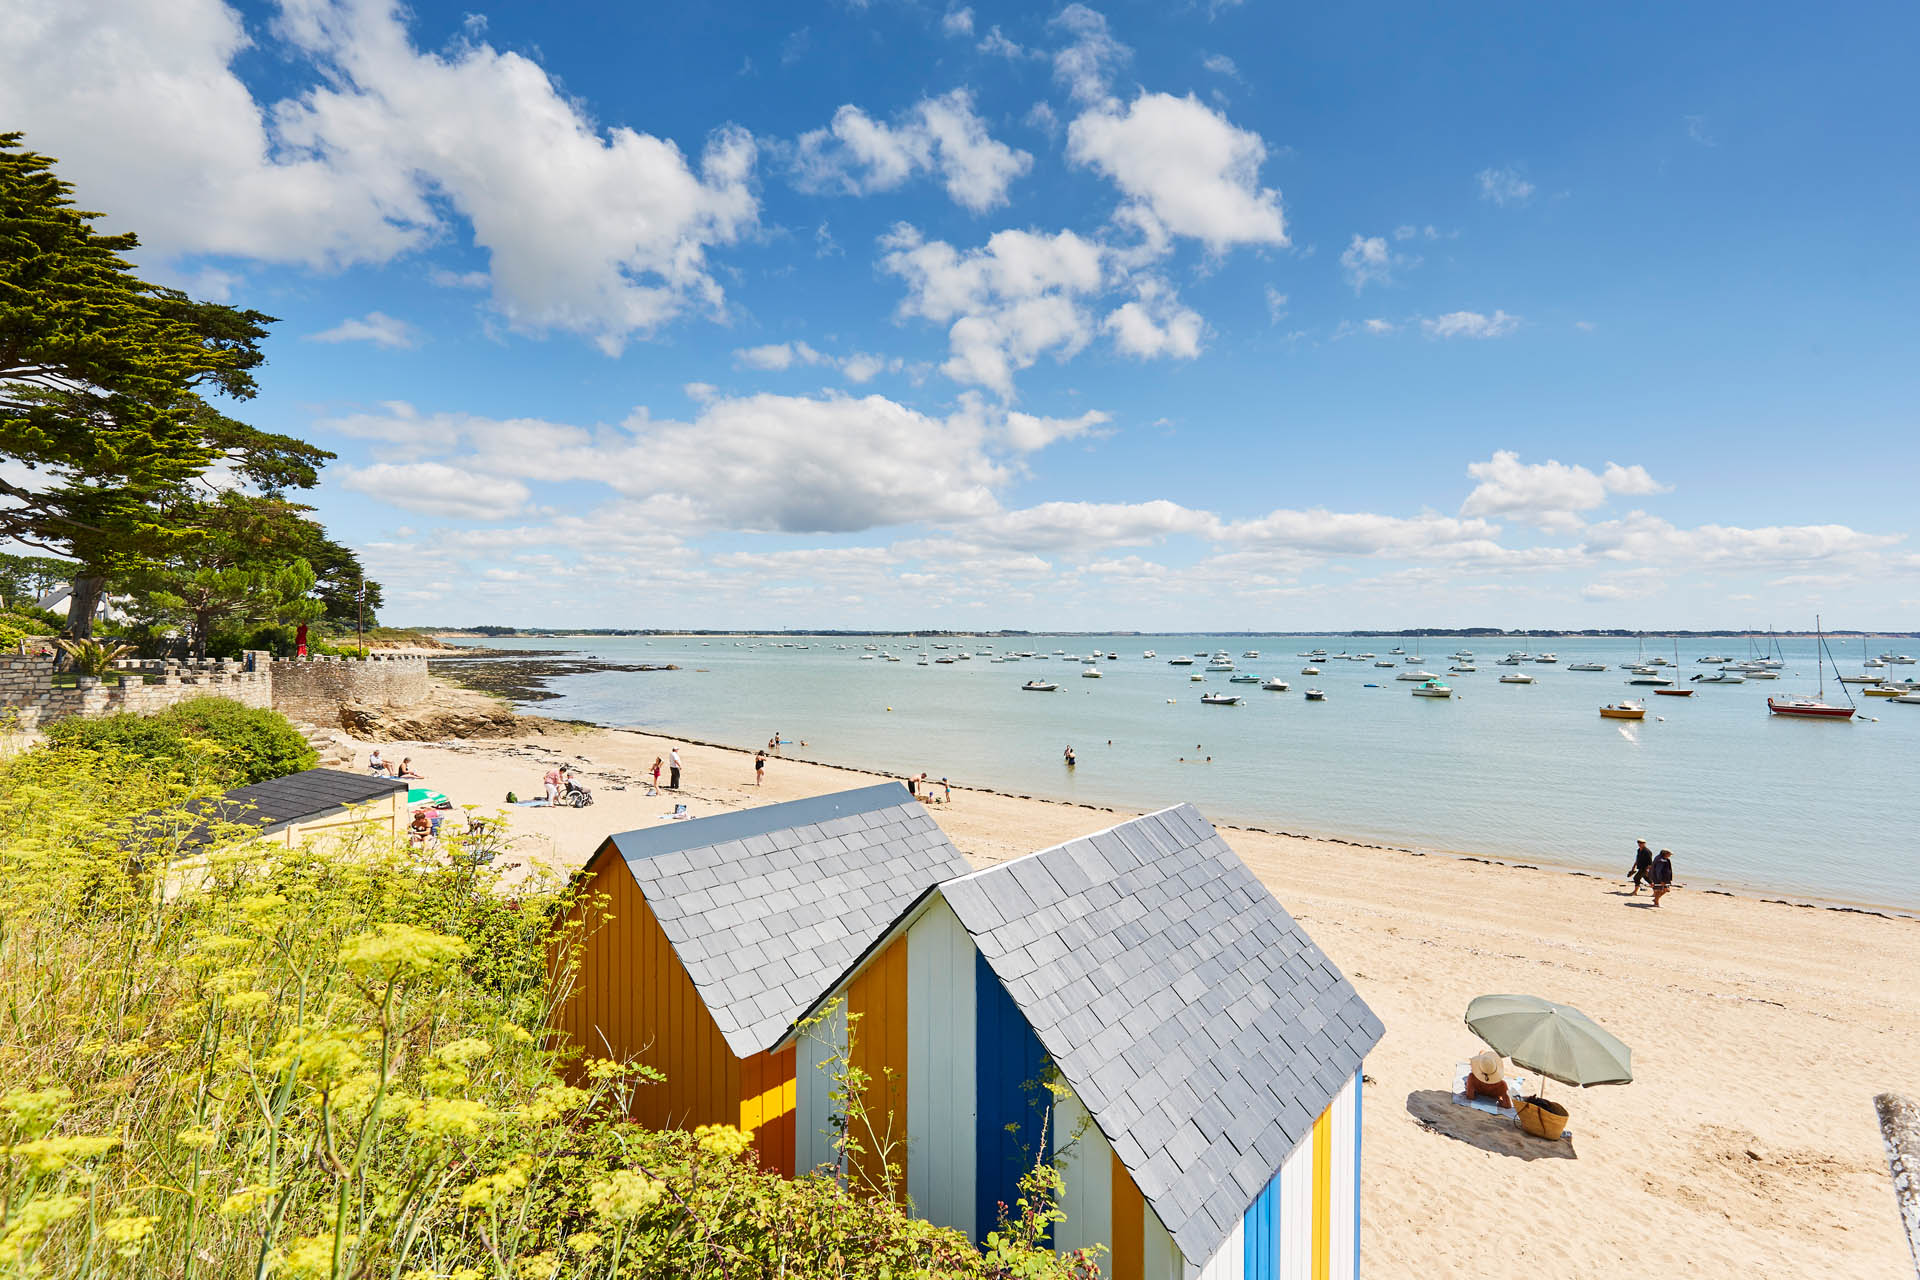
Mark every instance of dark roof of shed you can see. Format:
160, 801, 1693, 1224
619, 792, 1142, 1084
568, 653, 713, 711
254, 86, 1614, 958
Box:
186, 769, 407, 842
602, 783, 972, 1057
937, 805, 1384, 1267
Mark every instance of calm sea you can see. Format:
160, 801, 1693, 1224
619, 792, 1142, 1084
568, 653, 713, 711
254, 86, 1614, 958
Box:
447, 634, 1920, 911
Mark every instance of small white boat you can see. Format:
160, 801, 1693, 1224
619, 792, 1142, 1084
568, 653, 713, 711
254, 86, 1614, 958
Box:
1411, 679, 1453, 698
1260, 678, 1290, 691
859, 653, 875, 660
1536, 653, 1559, 663
1190, 673, 1205, 682
1169, 656, 1195, 666
1390, 647, 1404, 655
1243, 650, 1260, 659
1205, 661, 1236, 672
1698, 655, 1732, 664
1599, 700, 1647, 720
1496, 657, 1524, 666
1142, 649, 1157, 659
1229, 673, 1262, 684
1743, 669, 1779, 680
1200, 692, 1241, 706
1883, 653, 1915, 665
1498, 672, 1536, 684
1894, 693, 1920, 704
1837, 673, 1881, 685
1081, 666, 1102, 678
1395, 669, 1440, 682
1626, 673, 1674, 686
1449, 665, 1477, 673
1301, 665, 1321, 675
1690, 671, 1745, 684
1021, 680, 1057, 692
1568, 662, 1608, 672
1374, 660, 1396, 669
1304, 689, 1327, 701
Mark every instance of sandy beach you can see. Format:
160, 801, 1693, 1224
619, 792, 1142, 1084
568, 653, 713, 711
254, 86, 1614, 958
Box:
377, 721, 1920, 1278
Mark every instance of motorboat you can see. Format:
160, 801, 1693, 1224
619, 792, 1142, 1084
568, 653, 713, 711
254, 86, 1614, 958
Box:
1883, 653, 1915, 664
1190, 673, 1205, 682
1395, 669, 1440, 682
1496, 657, 1524, 666
1107, 652, 1119, 660
1498, 672, 1535, 684
1169, 656, 1195, 666
1837, 673, 1882, 685
1741, 670, 1778, 680
1357, 652, 1376, 659
1200, 692, 1241, 706
1449, 664, 1477, 673
1081, 666, 1102, 678
1390, 647, 1404, 655
1021, 680, 1057, 692
1863, 685, 1906, 697
1229, 673, 1262, 684
859, 653, 875, 660
1411, 679, 1453, 698
1301, 665, 1322, 675
1260, 678, 1290, 691
1304, 689, 1327, 701
1142, 649, 1157, 659
1568, 662, 1608, 672
1536, 653, 1559, 663
1690, 671, 1745, 684
1374, 660, 1396, 668
1698, 654, 1732, 664
1243, 650, 1261, 659
1205, 661, 1236, 672
1626, 673, 1674, 686
1894, 692, 1920, 704
1599, 700, 1647, 720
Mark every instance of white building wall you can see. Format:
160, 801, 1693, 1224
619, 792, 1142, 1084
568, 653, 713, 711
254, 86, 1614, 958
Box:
795, 1001, 846, 1177
1193, 1213, 1245, 1280
1145, 1204, 1183, 1280
1052, 1090, 1113, 1258
1280, 1131, 1313, 1280
906, 898, 978, 1233
1330, 1074, 1359, 1280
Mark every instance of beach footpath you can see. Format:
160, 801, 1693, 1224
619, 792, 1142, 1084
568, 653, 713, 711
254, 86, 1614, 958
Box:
370, 723, 1919, 1280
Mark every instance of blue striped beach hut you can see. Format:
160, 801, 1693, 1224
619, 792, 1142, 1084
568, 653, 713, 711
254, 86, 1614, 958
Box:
778, 803, 1384, 1280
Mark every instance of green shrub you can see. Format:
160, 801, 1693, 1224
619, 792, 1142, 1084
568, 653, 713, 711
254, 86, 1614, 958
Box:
0, 609, 57, 636
45, 697, 316, 785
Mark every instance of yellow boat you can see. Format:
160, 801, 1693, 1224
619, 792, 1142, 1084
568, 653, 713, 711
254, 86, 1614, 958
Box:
1599, 701, 1647, 720
1863, 685, 1907, 697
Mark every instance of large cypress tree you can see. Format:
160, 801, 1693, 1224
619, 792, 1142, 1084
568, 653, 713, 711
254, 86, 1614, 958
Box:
0, 132, 333, 634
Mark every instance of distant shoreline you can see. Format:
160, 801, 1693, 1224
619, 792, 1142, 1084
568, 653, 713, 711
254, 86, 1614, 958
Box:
428, 629, 1920, 640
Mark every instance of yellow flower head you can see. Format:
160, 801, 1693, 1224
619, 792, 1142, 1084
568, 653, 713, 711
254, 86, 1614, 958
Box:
5, 1134, 120, 1175
0, 1087, 72, 1141
524, 1083, 589, 1126
587, 1169, 667, 1223
518, 1252, 560, 1280
566, 1231, 603, 1255
339, 923, 470, 982
102, 1212, 158, 1255
177, 1125, 217, 1151
435, 1037, 493, 1065
694, 1124, 755, 1160
279, 1233, 350, 1279
218, 1185, 277, 1217
457, 1158, 530, 1209
405, 1097, 494, 1141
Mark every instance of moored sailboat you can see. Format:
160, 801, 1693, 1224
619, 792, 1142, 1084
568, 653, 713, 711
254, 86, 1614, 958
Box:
1768, 616, 1855, 720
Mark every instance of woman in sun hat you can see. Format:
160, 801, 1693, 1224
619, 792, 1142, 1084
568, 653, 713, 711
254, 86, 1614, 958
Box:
1464, 1049, 1514, 1109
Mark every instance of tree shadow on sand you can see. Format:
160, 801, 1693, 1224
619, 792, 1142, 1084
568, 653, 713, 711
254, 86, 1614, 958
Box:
1405, 1090, 1579, 1161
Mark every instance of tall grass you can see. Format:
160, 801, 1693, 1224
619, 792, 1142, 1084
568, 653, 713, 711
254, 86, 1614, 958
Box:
0, 742, 1095, 1279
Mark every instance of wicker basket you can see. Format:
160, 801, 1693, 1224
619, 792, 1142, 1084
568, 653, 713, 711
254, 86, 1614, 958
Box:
1516, 1095, 1569, 1140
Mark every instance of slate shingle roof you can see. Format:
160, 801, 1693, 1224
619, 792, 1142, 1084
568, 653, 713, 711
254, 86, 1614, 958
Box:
182, 769, 407, 845
938, 804, 1383, 1267
605, 783, 971, 1057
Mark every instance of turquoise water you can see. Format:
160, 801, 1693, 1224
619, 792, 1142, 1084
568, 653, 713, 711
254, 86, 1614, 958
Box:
451, 634, 1920, 910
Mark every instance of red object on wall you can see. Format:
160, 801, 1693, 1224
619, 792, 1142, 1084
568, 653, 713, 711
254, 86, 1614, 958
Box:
295, 623, 308, 657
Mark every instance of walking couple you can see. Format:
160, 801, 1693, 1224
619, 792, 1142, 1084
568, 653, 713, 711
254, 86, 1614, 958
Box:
1628, 839, 1676, 906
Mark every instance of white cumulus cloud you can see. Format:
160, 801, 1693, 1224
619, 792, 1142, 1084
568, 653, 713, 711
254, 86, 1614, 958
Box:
1339, 234, 1392, 291
792, 89, 1032, 213
1462, 451, 1669, 531
1066, 92, 1287, 252
307, 311, 419, 349
340, 462, 531, 519
1477, 166, 1535, 206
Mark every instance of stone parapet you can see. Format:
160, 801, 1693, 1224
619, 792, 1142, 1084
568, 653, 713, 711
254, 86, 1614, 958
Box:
267, 654, 430, 727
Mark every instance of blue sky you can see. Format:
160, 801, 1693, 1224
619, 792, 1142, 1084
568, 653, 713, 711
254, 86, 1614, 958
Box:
5, 0, 1917, 629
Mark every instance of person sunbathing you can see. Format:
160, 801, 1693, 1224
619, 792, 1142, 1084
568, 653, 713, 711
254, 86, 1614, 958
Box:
1465, 1050, 1514, 1109
397, 757, 424, 779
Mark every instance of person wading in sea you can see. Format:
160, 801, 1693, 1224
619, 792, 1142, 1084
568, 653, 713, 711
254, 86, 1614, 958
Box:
1629, 839, 1654, 894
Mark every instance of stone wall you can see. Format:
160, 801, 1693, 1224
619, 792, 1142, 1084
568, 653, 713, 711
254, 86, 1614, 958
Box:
268, 654, 430, 727
0, 651, 429, 733
0, 654, 273, 733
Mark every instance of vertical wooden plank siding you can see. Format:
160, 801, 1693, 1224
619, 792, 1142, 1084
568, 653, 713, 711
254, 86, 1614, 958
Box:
1328, 1075, 1357, 1280
1352, 1072, 1363, 1280
1143, 1206, 1182, 1280
794, 1002, 847, 1176
973, 950, 1053, 1242
847, 935, 910, 1200
1281, 1127, 1313, 1280
551, 852, 795, 1174
1195, 1215, 1245, 1280
1051, 1091, 1113, 1259
1243, 1157, 1281, 1280
1312, 1106, 1333, 1280
906, 899, 978, 1233
1109, 1151, 1145, 1280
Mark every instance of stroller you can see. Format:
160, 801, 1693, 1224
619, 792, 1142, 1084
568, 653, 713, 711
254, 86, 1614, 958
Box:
561, 777, 595, 808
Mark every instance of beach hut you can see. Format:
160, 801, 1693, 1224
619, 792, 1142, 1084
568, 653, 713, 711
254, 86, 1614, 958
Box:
778, 803, 1384, 1279
177, 768, 409, 848
552, 782, 971, 1174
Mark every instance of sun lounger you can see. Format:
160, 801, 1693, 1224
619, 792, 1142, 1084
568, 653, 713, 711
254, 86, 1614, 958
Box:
1451, 1062, 1573, 1137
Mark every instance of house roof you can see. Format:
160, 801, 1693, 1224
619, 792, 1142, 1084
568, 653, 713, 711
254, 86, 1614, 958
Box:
187, 768, 407, 842
602, 782, 972, 1057
937, 804, 1384, 1267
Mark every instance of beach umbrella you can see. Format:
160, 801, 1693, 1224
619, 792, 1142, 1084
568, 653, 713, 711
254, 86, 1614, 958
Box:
408, 788, 451, 810
1464, 994, 1632, 1088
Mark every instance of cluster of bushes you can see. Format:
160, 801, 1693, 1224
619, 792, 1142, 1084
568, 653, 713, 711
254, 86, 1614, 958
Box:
44, 696, 316, 785
0, 607, 58, 652
0, 743, 1095, 1278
